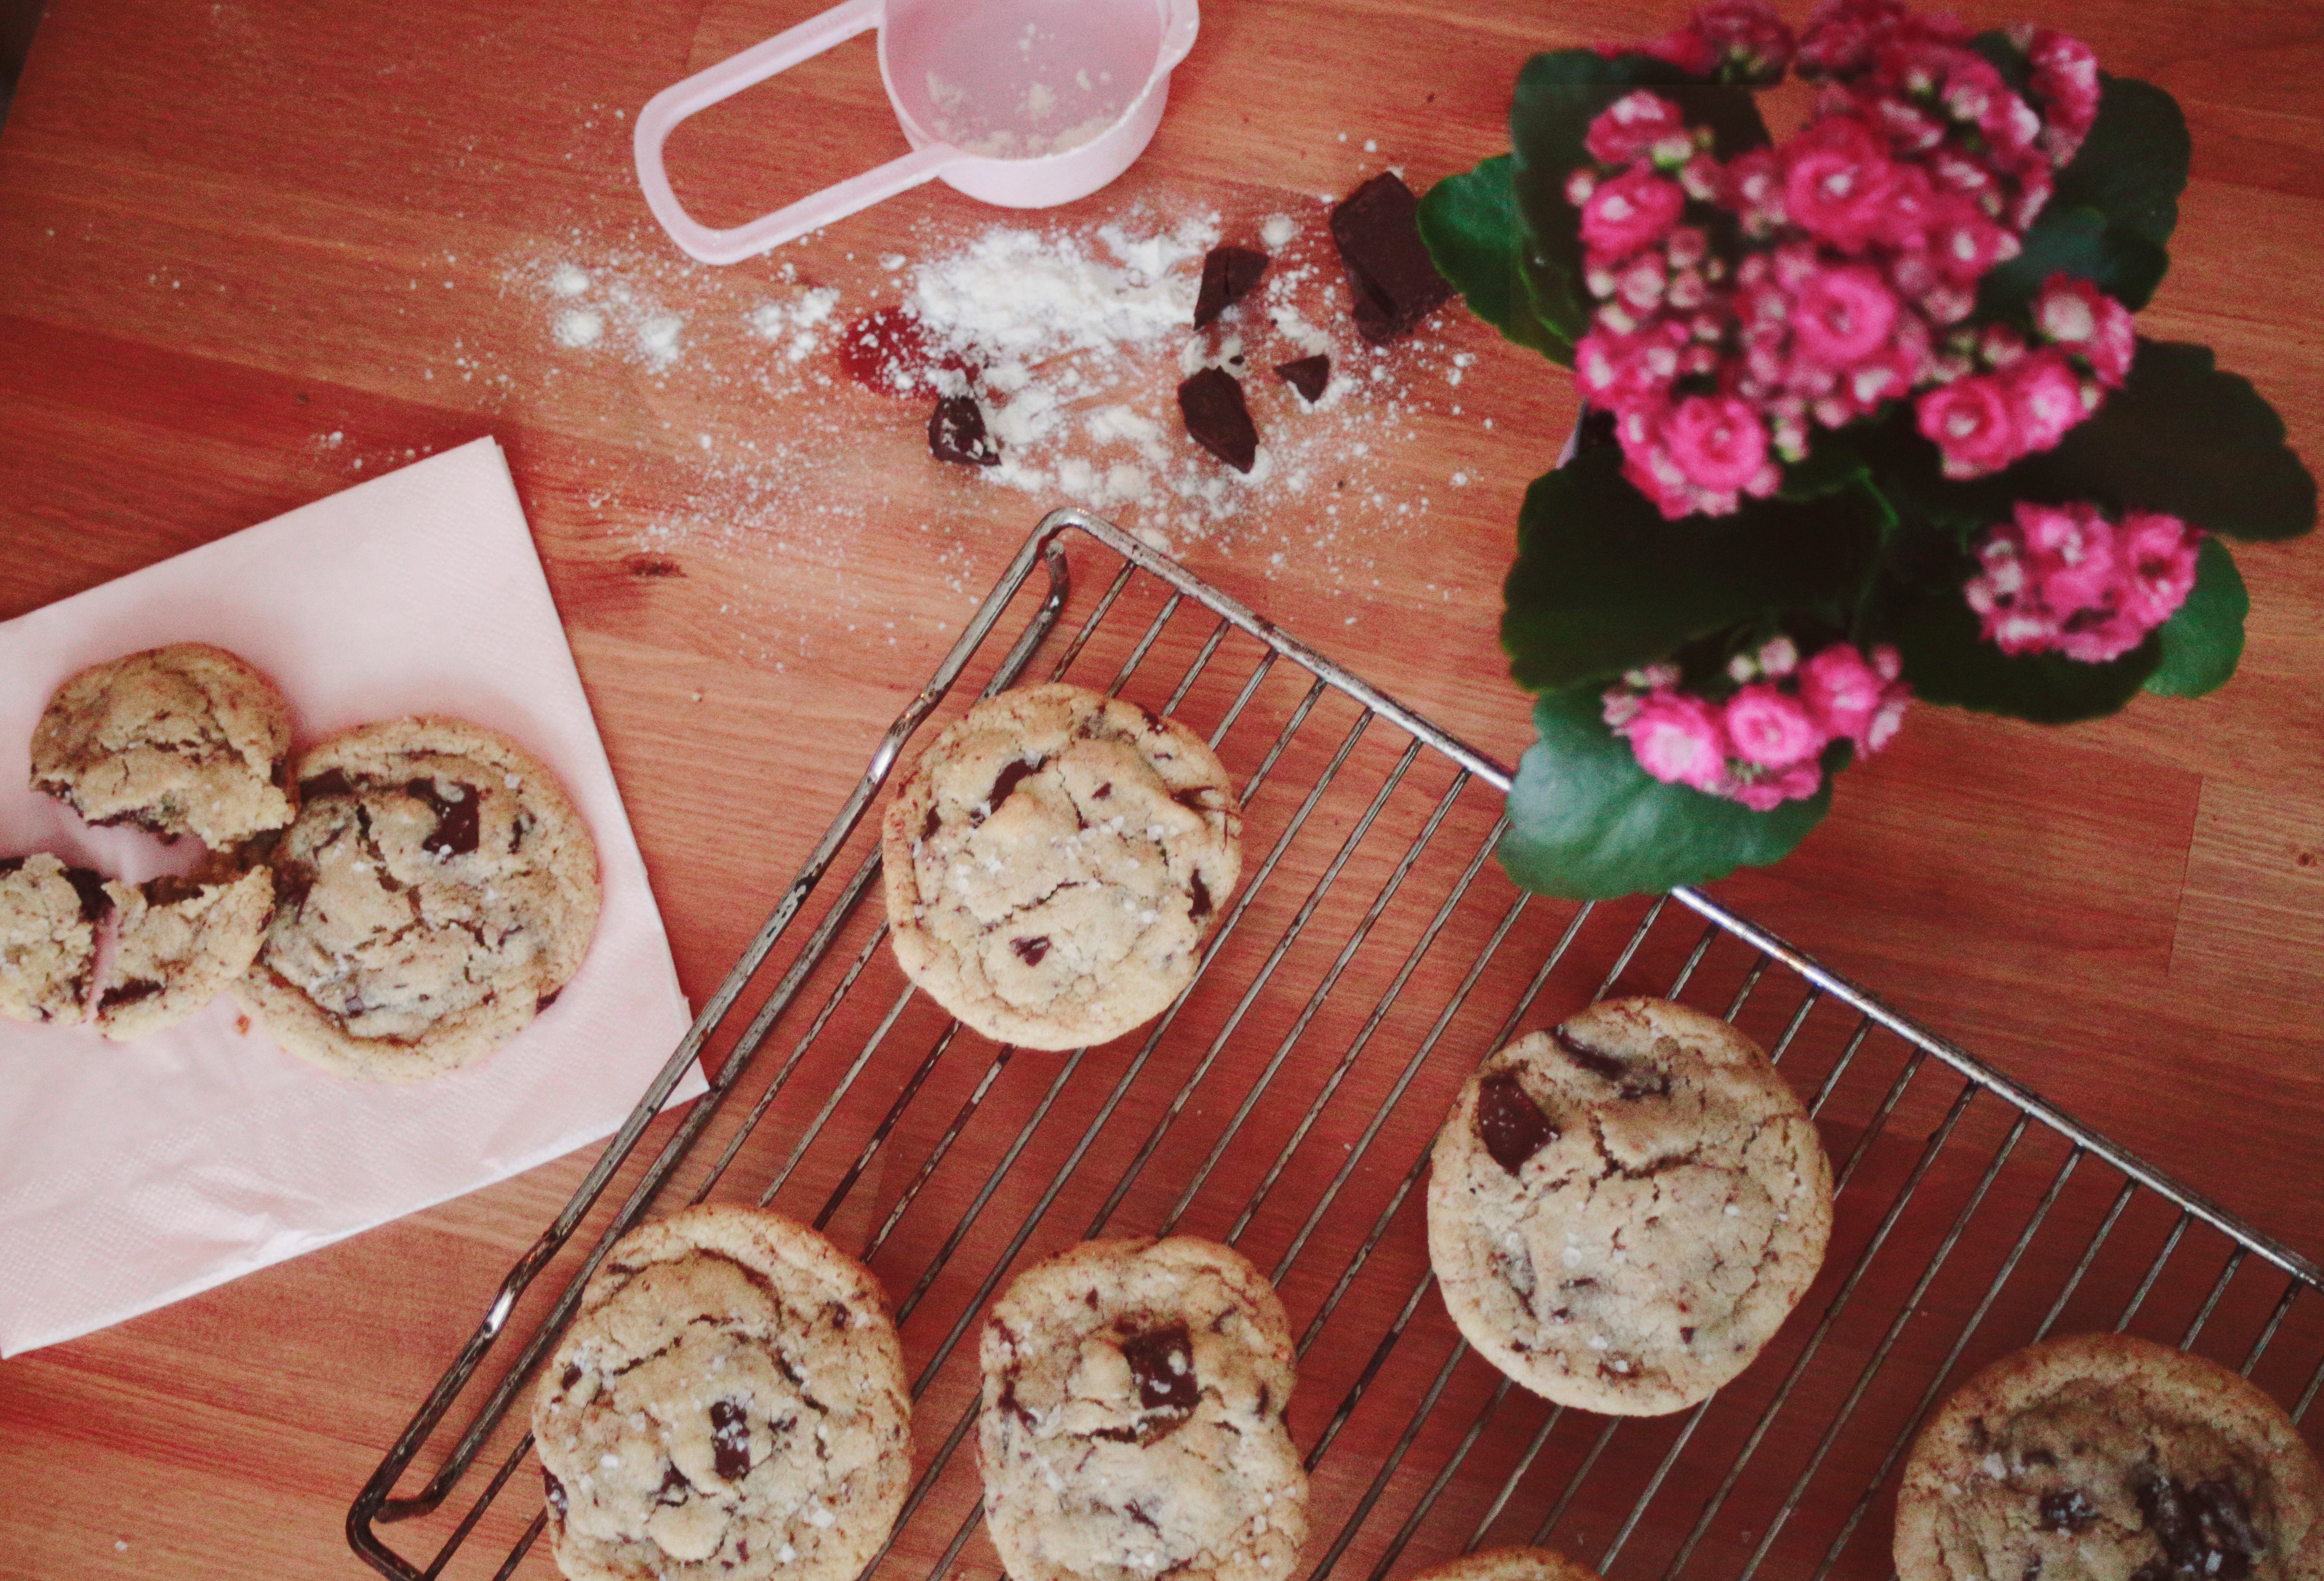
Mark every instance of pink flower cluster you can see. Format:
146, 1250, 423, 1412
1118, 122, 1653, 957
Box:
1568, 0, 2123, 516
1603, 637, 1910, 809
1964, 502, 2203, 661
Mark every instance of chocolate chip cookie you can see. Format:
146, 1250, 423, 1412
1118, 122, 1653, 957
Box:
532, 1204, 913, 1581
1425, 997, 1834, 1415
0, 853, 111, 1024
978, 1236, 1308, 1581
95, 866, 273, 1040
30, 642, 296, 847
1407, 1546, 1605, 1581
1895, 1332, 2324, 1581
880, 683, 1242, 1051
231, 716, 601, 1080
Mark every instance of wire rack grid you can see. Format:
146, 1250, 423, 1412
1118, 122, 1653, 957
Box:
349, 509, 2324, 1581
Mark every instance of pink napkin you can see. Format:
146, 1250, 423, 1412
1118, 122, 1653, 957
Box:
0, 438, 701, 1356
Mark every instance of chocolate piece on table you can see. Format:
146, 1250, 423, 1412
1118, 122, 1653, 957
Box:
1176, 367, 1258, 473
1273, 354, 1330, 403
928, 394, 1000, 467
1193, 245, 1269, 329
1330, 172, 1454, 343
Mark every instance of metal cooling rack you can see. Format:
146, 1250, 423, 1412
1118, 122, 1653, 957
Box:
349, 509, 2324, 1581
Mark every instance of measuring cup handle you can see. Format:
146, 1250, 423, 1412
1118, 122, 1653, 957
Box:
632, 0, 955, 266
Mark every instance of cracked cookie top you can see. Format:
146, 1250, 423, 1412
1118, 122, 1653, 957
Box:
97, 865, 273, 1040
1425, 997, 1833, 1415
1407, 1546, 1606, 1581
31, 642, 296, 848
0, 853, 112, 1025
532, 1205, 913, 1581
1895, 1332, 2324, 1581
230, 716, 601, 1080
978, 1236, 1308, 1581
880, 683, 1242, 1051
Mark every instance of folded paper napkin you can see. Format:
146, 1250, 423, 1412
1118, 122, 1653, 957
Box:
0, 438, 702, 1355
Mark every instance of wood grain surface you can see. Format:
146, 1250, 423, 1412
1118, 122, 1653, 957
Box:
1, 0, 2319, 1578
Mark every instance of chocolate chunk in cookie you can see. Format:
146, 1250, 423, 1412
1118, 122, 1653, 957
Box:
31, 643, 296, 848
231, 716, 600, 1080
978, 1236, 1307, 1581
532, 1205, 911, 1581
1425, 997, 1834, 1415
880, 683, 1242, 1051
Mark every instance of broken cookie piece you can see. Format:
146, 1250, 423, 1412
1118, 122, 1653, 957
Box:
96, 866, 274, 1040
1177, 366, 1259, 473
1193, 244, 1269, 329
1330, 172, 1454, 343
233, 716, 602, 1080
31, 642, 297, 848
0, 853, 112, 1025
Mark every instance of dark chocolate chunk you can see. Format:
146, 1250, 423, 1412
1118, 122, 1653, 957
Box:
2135, 1469, 2260, 1577
143, 874, 211, 907
300, 768, 356, 801
1190, 872, 1213, 921
2191, 1480, 2262, 1575
984, 758, 1040, 816
1552, 1024, 1672, 1099
1093, 782, 1112, 800
270, 756, 292, 790
537, 988, 562, 1013
1173, 788, 1215, 813
0, 856, 21, 875
1011, 935, 1051, 966
1679, 1326, 1695, 1344
404, 778, 482, 858
1330, 172, 1453, 343
1274, 354, 1330, 403
2040, 1489, 2100, 1533
655, 1463, 692, 1505
998, 1375, 1037, 1429
559, 1362, 583, 1390
542, 1467, 568, 1515
65, 865, 113, 923
1177, 367, 1258, 474
1120, 1324, 1198, 1441
2021, 1560, 2043, 1581
1475, 1071, 1557, 1174
709, 1397, 753, 1482
100, 979, 164, 1010
1193, 245, 1269, 329
928, 394, 1000, 467
921, 806, 942, 843
274, 859, 319, 914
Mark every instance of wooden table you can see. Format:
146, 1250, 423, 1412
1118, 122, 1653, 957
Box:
1, 0, 2318, 1577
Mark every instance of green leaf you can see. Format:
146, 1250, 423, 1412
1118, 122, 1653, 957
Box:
1979, 205, 2169, 317
1418, 156, 1571, 358
1509, 49, 1770, 355
1875, 550, 2162, 722
2145, 536, 2248, 697
2012, 340, 2319, 542
1501, 446, 1886, 691
2053, 74, 2190, 250
1498, 688, 1832, 901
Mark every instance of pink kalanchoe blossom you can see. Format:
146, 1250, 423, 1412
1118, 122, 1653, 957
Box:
1586, 90, 1692, 167
1964, 503, 2203, 663
1796, 642, 1885, 741
1679, 0, 1800, 84
1581, 168, 1689, 259
1789, 261, 1902, 367
1620, 690, 1732, 792
1917, 373, 2021, 477
2005, 347, 2094, 456
1664, 395, 1774, 491
1797, 0, 1972, 80
1782, 114, 1901, 252
2022, 26, 2102, 163
1729, 760, 1825, 811
1725, 684, 1824, 768
2032, 273, 2136, 387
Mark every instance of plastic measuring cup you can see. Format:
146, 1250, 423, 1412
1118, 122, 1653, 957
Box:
634, 0, 1199, 266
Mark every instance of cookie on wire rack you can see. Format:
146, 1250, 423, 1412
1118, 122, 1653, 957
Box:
978, 1235, 1308, 1581
1894, 1331, 2324, 1581
1405, 1547, 1604, 1581
531, 1204, 913, 1581
880, 682, 1242, 1051
1425, 995, 1833, 1415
